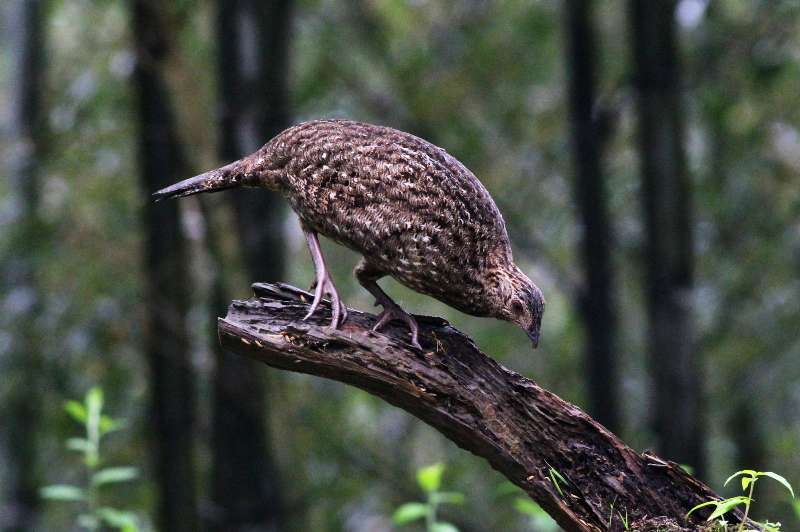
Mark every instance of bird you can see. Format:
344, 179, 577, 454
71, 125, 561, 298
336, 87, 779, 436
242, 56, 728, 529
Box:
154, 119, 544, 349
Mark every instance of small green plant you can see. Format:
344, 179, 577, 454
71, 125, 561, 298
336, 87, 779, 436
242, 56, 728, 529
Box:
545, 461, 569, 498
618, 508, 629, 530
392, 463, 464, 532
40, 387, 140, 531
606, 498, 631, 530
686, 469, 795, 532
608, 497, 630, 531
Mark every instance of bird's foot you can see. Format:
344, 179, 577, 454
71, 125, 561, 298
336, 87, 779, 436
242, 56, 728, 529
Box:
303, 273, 347, 329
373, 302, 421, 349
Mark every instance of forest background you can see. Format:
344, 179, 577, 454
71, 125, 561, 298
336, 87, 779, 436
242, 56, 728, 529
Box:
2, 0, 800, 530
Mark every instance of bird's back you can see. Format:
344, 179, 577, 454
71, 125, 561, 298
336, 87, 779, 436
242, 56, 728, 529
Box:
260, 119, 512, 315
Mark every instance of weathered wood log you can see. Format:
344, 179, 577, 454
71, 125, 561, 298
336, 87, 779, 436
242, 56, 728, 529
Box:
218, 283, 738, 532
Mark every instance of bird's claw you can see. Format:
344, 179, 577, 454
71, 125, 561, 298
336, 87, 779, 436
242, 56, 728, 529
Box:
373, 305, 421, 349
303, 274, 347, 329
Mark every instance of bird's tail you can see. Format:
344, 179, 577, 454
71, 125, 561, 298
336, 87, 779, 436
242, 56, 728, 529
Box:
152, 158, 250, 202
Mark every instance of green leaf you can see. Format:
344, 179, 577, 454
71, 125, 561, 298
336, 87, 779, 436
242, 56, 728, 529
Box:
724, 470, 757, 489
97, 507, 140, 531
549, 466, 568, 486
742, 476, 754, 491
545, 463, 569, 497
617, 509, 629, 530
430, 491, 465, 505
64, 400, 87, 423
417, 463, 445, 493
431, 523, 459, 532
514, 497, 547, 517
392, 502, 429, 524
40, 484, 85, 501
707, 496, 750, 521
686, 500, 722, 518
757, 472, 795, 498
92, 467, 138, 486
66, 437, 92, 453
99, 415, 125, 435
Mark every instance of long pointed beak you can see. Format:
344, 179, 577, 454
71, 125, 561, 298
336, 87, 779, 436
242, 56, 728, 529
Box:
527, 329, 540, 349
152, 160, 243, 202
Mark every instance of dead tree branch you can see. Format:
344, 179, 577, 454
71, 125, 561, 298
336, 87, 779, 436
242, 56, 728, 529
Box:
218, 283, 740, 532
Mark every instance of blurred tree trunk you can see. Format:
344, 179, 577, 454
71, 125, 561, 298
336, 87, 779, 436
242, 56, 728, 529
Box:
563, 0, 620, 432
208, 0, 292, 530
629, 0, 705, 475
1, 1, 44, 530
131, 1, 199, 530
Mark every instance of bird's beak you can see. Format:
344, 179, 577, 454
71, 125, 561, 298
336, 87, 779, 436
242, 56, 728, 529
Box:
527, 328, 540, 349
152, 159, 246, 202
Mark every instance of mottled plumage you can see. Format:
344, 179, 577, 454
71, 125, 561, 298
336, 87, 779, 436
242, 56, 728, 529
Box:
154, 119, 544, 348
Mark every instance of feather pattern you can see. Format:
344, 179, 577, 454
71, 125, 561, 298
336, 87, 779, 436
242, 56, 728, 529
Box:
255, 119, 514, 316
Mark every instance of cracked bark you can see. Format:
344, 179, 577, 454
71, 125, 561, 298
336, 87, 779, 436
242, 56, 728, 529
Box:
217, 283, 743, 532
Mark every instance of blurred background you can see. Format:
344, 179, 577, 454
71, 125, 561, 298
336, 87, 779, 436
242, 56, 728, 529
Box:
2, 0, 799, 530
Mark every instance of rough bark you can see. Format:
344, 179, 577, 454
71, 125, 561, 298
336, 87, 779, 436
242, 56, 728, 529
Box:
131, 1, 198, 530
563, 0, 620, 431
629, 0, 705, 476
1, 1, 45, 529
217, 283, 747, 532
209, 0, 293, 529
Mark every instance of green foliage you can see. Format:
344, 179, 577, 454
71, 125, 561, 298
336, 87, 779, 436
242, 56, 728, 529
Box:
3, 1, 800, 530
513, 498, 560, 532
724, 471, 794, 499
545, 462, 569, 498
608, 497, 630, 531
40, 387, 140, 531
618, 508, 629, 531
687, 469, 795, 532
392, 463, 463, 532
40, 485, 86, 502
495, 481, 559, 531
417, 463, 446, 493
393, 502, 430, 525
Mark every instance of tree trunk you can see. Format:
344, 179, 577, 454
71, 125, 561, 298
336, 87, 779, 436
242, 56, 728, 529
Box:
1, 1, 45, 530
563, 0, 620, 432
209, 0, 293, 529
629, 0, 704, 475
216, 283, 751, 532
131, 1, 198, 530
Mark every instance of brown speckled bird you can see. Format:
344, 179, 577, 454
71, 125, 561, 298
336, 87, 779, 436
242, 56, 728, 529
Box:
154, 119, 544, 349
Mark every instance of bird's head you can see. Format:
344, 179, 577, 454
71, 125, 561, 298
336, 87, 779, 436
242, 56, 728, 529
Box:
491, 264, 545, 348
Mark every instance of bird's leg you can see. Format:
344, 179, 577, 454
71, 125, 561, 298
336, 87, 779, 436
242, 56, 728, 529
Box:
354, 258, 421, 349
303, 229, 347, 328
